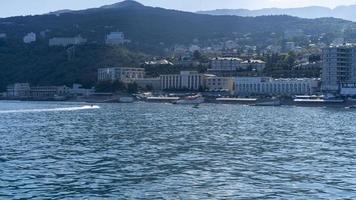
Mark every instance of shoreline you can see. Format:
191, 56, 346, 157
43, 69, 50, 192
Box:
1, 98, 356, 108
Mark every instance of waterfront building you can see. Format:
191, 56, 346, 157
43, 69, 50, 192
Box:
49, 35, 87, 46
6, 83, 31, 98
30, 86, 69, 98
135, 78, 161, 91
23, 32, 36, 44
6, 83, 69, 99
160, 71, 205, 91
97, 67, 145, 83
235, 77, 320, 96
105, 32, 128, 45
321, 44, 356, 93
204, 75, 235, 94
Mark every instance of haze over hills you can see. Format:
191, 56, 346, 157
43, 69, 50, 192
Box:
1, 0, 353, 46
1, 0, 356, 90
197, 5, 356, 22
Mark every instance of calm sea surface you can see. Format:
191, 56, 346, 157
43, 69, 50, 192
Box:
0, 101, 355, 199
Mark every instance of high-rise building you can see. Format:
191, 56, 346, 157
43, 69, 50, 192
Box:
322, 44, 356, 93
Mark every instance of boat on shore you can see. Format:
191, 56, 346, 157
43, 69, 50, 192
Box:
146, 96, 180, 103
293, 95, 344, 106
174, 94, 205, 105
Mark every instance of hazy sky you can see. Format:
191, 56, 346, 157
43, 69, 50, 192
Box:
2, 0, 356, 18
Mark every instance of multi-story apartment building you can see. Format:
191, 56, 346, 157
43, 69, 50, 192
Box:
322, 44, 356, 93
160, 71, 236, 93
209, 57, 242, 72
209, 57, 266, 76
204, 75, 235, 94
97, 67, 145, 83
235, 77, 320, 97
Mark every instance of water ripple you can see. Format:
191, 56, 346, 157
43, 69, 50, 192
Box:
0, 102, 356, 199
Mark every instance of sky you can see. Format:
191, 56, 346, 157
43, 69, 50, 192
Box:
2, 0, 356, 18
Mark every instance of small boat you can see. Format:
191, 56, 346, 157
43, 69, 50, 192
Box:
175, 94, 205, 105
119, 97, 135, 103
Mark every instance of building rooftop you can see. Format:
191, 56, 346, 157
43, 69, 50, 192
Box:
213, 57, 242, 61
328, 43, 356, 48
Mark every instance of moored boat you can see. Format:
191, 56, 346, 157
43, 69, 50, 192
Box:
146, 96, 180, 103
293, 95, 344, 106
175, 94, 205, 105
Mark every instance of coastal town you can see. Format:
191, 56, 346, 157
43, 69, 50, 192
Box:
3, 1, 356, 199
1, 27, 356, 107
2, 41, 356, 105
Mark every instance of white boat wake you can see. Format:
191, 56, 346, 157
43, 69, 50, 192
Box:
0, 105, 100, 114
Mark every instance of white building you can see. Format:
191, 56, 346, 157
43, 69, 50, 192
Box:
160, 71, 205, 91
6, 83, 31, 97
97, 67, 145, 83
30, 86, 69, 98
322, 44, 356, 93
105, 32, 128, 45
23, 32, 36, 43
235, 77, 320, 96
6, 83, 69, 98
49, 35, 87, 46
209, 57, 242, 72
